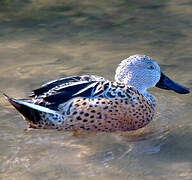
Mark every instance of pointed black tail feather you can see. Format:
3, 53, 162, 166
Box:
3, 94, 41, 125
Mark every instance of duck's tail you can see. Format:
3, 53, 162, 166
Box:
3, 93, 42, 125
3, 93, 61, 128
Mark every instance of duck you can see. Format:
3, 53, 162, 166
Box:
4, 54, 190, 131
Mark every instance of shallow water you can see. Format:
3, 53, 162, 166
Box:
0, 0, 192, 179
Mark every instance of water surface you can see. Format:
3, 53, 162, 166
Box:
0, 0, 192, 179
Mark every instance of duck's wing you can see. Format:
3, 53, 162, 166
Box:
30, 75, 106, 98
30, 76, 83, 97
31, 75, 109, 109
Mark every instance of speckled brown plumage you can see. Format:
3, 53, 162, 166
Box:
57, 95, 154, 131
24, 79, 155, 131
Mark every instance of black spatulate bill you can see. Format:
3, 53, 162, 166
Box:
156, 72, 190, 94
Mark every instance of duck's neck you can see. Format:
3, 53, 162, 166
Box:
142, 91, 156, 109
116, 79, 156, 108
131, 84, 155, 106
127, 81, 147, 95
132, 84, 156, 108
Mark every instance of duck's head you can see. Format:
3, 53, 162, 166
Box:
115, 54, 190, 95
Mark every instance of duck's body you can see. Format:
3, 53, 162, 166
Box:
5, 55, 190, 131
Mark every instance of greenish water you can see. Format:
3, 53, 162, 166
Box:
0, 0, 192, 179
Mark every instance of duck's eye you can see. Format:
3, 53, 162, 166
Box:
148, 65, 155, 70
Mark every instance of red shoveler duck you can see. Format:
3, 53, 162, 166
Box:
4, 55, 190, 131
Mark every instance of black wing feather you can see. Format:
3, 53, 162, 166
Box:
30, 75, 106, 97
43, 81, 98, 104
30, 76, 83, 97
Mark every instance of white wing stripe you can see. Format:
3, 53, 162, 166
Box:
53, 81, 90, 91
72, 82, 98, 97
14, 99, 60, 115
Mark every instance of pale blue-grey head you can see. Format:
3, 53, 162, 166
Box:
115, 54, 161, 94
115, 54, 190, 104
